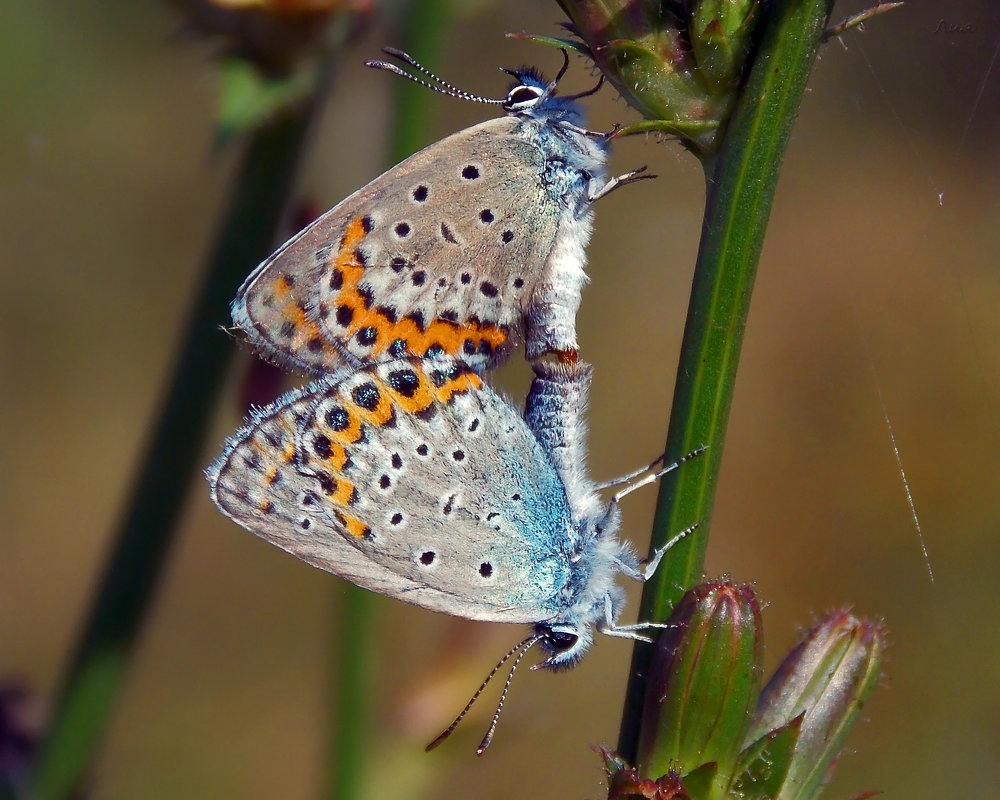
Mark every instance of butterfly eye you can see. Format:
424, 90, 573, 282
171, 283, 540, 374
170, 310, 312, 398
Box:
505, 85, 542, 109
545, 630, 579, 651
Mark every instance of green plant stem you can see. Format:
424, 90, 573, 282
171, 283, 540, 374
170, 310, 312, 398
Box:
30, 81, 329, 800
617, 0, 835, 763
325, 3, 450, 799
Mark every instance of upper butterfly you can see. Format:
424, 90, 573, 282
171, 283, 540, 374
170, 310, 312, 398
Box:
232, 48, 651, 376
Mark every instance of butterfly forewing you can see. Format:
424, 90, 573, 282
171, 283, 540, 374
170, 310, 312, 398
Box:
235, 118, 563, 376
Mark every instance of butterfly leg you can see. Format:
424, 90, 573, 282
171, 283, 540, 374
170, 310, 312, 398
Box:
598, 595, 675, 642
607, 446, 708, 503
612, 522, 700, 584
588, 167, 656, 203
643, 522, 700, 579
593, 454, 666, 491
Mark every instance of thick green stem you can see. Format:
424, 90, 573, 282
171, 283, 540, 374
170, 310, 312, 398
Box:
618, 0, 835, 762
30, 81, 325, 800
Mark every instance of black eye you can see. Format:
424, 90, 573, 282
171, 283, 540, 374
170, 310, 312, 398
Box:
546, 630, 579, 651
507, 86, 541, 106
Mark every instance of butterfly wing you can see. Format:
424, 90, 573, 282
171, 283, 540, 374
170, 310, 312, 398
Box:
232, 117, 566, 375
208, 357, 576, 623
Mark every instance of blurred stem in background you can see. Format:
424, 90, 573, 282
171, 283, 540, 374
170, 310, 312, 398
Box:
326, 4, 452, 799
27, 6, 363, 800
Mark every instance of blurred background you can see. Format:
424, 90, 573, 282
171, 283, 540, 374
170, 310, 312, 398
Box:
2, 1, 999, 798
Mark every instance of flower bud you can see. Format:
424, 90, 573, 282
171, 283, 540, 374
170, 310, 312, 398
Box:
736, 609, 885, 800
636, 582, 762, 792
690, 0, 761, 92
554, 0, 766, 154
601, 748, 690, 800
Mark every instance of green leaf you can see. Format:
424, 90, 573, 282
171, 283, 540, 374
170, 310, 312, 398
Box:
505, 31, 592, 56
681, 762, 719, 800
732, 715, 803, 799
216, 57, 313, 148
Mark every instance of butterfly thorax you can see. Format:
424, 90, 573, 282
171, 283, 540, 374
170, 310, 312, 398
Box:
519, 95, 586, 128
533, 523, 633, 670
501, 72, 609, 210
514, 115, 608, 214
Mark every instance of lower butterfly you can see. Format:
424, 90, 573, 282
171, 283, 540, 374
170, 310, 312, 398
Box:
207, 356, 699, 750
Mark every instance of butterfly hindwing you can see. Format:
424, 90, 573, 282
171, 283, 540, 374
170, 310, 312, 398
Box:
318, 123, 566, 369
208, 357, 577, 622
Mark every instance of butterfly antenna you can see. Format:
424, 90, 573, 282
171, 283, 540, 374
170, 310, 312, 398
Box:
382, 47, 492, 98
367, 47, 505, 105
426, 633, 541, 754
474, 633, 539, 755
503, 48, 570, 97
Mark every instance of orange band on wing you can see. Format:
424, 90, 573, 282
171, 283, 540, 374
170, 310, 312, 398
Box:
383, 369, 436, 416
324, 440, 350, 472
341, 514, 371, 539
433, 370, 482, 403
327, 476, 357, 507
352, 379, 397, 428
266, 274, 338, 360
328, 216, 510, 359
303, 358, 484, 545
317, 406, 364, 445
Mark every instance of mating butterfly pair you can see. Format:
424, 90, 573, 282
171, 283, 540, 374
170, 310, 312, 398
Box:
209, 49, 688, 751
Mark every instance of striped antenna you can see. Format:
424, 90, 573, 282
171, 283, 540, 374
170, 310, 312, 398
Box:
366, 47, 506, 105
426, 632, 542, 754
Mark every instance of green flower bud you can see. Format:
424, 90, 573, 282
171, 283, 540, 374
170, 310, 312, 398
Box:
690, 0, 761, 91
552, 1, 767, 154
636, 582, 763, 794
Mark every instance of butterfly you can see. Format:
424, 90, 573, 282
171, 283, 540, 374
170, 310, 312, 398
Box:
207, 355, 698, 750
232, 48, 651, 377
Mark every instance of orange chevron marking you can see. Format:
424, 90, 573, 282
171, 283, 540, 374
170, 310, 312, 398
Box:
327, 476, 357, 508
324, 440, 350, 472
349, 379, 397, 428
319, 406, 364, 445
341, 514, 370, 539
327, 216, 510, 358
434, 370, 482, 403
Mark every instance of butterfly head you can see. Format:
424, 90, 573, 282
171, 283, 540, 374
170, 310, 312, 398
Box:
501, 60, 591, 128
367, 47, 601, 133
532, 622, 594, 671
531, 530, 632, 671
